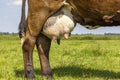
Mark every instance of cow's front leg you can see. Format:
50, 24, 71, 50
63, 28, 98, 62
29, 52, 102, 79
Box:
36, 33, 52, 79
22, 34, 36, 79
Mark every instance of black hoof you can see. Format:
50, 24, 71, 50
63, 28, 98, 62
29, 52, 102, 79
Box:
24, 66, 35, 79
42, 73, 53, 80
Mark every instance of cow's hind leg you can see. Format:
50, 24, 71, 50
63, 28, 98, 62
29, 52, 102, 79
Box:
21, 34, 36, 79
21, 6, 52, 79
36, 33, 52, 79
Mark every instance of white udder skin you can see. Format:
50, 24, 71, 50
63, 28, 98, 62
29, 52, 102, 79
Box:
42, 4, 76, 42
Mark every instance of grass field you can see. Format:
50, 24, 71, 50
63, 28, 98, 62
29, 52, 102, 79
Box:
0, 34, 120, 80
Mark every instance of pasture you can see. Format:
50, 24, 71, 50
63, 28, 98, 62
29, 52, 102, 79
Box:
0, 34, 120, 80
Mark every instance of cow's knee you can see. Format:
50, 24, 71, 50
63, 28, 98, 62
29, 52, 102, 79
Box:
22, 36, 36, 51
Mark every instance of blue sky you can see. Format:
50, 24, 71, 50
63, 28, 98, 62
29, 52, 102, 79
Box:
0, 0, 120, 34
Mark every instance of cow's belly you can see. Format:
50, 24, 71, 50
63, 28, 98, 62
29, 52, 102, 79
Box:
68, 0, 120, 26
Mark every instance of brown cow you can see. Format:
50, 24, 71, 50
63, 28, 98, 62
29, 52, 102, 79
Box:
19, 0, 120, 79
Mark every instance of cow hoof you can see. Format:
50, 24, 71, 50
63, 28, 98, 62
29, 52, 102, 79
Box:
24, 66, 35, 79
42, 76, 54, 80
42, 73, 53, 80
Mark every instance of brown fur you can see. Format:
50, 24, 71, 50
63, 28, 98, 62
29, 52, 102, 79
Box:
68, 0, 120, 26
19, 0, 120, 79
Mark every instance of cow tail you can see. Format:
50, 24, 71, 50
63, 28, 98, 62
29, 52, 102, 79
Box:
18, 0, 26, 38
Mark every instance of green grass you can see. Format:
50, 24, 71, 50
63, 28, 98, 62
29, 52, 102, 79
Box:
0, 34, 120, 80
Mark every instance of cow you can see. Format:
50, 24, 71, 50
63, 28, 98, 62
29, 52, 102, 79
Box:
19, 0, 120, 79
42, 3, 76, 45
